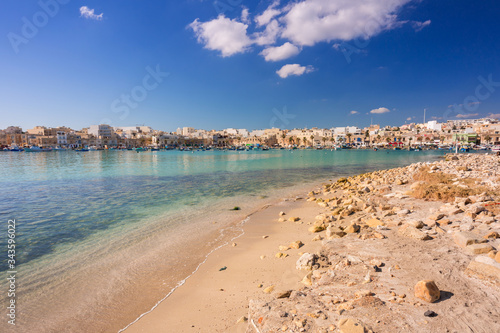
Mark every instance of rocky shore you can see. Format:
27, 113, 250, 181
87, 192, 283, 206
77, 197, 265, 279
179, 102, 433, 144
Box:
245, 153, 500, 333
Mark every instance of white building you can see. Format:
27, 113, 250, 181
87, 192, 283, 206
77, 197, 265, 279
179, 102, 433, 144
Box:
56, 131, 67, 146
88, 124, 113, 138
426, 121, 442, 131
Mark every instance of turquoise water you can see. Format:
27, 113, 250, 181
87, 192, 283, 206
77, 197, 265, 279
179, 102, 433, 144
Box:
0, 149, 448, 332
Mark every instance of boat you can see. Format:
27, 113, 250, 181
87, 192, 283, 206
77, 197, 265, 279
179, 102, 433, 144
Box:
491, 145, 500, 153
88, 146, 97, 151
24, 146, 52, 152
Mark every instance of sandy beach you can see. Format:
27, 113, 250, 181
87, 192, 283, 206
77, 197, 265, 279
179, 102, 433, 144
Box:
123, 153, 500, 333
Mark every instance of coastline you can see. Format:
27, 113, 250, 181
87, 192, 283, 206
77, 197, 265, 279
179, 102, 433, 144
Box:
122, 153, 500, 333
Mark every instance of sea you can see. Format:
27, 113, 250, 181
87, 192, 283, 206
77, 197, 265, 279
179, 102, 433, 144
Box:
0, 148, 449, 332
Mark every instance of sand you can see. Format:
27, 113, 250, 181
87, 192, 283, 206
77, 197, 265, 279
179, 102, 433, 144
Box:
123, 198, 321, 333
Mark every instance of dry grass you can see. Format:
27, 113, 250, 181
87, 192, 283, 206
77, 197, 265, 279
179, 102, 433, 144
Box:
411, 167, 492, 202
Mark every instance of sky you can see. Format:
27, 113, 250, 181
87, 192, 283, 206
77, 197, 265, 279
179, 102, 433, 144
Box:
1, 0, 500, 132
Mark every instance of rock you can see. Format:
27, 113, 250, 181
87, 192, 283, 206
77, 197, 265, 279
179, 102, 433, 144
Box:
288, 217, 300, 222
355, 290, 374, 298
465, 256, 500, 282
263, 285, 275, 293
278, 217, 286, 222
366, 218, 385, 228
289, 240, 304, 249
424, 310, 438, 317
275, 290, 292, 299
312, 234, 323, 241
326, 226, 346, 239
301, 272, 312, 286
429, 213, 445, 221
466, 243, 494, 255
414, 280, 440, 303
338, 318, 367, 333
496, 251, 500, 264
309, 224, 326, 233
275, 252, 288, 258
399, 225, 432, 240
296, 253, 318, 270
467, 203, 486, 215
397, 209, 410, 216
484, 231, 500, 239
279, 211, 286, 216
344, 223, 360, 233
279, 245, 289, 251
453, 231, 485, 248
407, 220, 424, 229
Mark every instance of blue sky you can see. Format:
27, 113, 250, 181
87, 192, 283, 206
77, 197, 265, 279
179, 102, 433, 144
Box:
1, 0, 500, 132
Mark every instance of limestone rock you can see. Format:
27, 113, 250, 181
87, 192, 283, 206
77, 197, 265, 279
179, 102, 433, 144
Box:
263, 285, 275, 293
466, 243, 494, 255
366, 218, 385, 228
453, 231, 485, 248
466, 256, 500, 283
289, 240, 304, 249
288, 217, 300, 222
275, 290, 292, 299
414, 280, 440, 303
344, 223, 360, 233
326, 226, 346, 239
296, 253, 318, 270
309, 224, 326, 233
407, 220, 424, 229
484, 231, 500, 239
399, 224, 432, 240
338, 318, 368, 333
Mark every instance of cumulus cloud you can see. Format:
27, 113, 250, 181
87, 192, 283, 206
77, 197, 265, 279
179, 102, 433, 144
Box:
456, 113, 479, 119
281, 0, 411, 46
370, 107, 390, 114
80, 6, 103, 20
350, 110, 359, 115
253, 19, 281, 45
276, 64, 314, 78
261, 42, 300, 61
411, 20, 431, 32
189, 15, 253, 57
241, 8, 250, 24
255, 1, 281, 27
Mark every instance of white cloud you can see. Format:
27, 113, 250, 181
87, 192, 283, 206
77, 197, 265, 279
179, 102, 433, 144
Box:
241, 8, 250, 24
189, 15, 253, 57
261, 42, 300, 61
406, 117, 412, 121
276, 64, 314, 78
370, 107, 390, 114
350, 110, 359, 115
456, 113, 479, 119
79, 6, 103, 21
488, 113, 500, 119
281, 0, 411, 46
255, 1, 281, 27
253, 19, 281, 46
411, 20, 431, 32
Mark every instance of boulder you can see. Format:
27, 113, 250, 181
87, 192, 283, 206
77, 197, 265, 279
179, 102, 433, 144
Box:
453, 232, 485, 248
414, 280, 440, 303
344, 223, 360, 233
465, 256, 500, 283
466, 243, 494, 255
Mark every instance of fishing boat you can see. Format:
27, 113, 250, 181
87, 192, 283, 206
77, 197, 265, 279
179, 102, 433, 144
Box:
24, 146, 52, 152
491, 145, 500, 153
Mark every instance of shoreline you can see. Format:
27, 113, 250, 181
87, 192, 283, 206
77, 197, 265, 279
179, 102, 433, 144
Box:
122, 153, 500, 333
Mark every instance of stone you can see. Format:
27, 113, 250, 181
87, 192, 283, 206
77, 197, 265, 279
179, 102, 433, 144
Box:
496, 251, 500, 264
312, 234, 323, 241
296, 253, 318, 270
338, 318, 367, 333
289, 240, 304, 249
466, 243, 494, 255
301, 272, 312, 286
453, 232, 484, 248
278, 217, 286, 222
309, 224, 326, 233
465, 256, 500, 282
467, 204, 486, 215
429, 213, 445, 221
279, 245, 289, 251
263, 285, 275, 293
326, 226, 346, 239
397, 209, 410, 216
344, 223, 360, 233
275, 290, 292, 299
399, 225, 432, 240
236, 316, 247, 323
484, 231, 500, 239
366, 218, 385, 228
414, 280, 440, 303
289, 217, 300, 222
275, 252, 288, 258
407, 220, 424, 229
424, 310, 438, 317
279, 211, 286, 216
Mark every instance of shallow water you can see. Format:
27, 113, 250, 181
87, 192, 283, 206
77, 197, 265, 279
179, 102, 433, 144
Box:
0, 149, 449, 332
